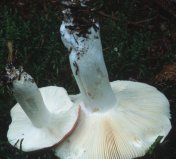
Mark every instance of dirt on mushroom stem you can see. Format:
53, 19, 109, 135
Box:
61, 0, 100, 37
0, 64, 23, 87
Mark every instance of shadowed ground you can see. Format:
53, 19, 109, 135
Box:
0, 0, 176, 158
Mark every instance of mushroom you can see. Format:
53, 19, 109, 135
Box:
6, 66, 80, 152
54, 2, 171, 159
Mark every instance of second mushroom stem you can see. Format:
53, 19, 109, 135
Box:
12, 69, 51, 128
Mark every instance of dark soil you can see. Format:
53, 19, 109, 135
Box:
0, 0, 176, 159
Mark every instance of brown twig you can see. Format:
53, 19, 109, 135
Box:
98, 11, 118, 21
128, 16, 158, 26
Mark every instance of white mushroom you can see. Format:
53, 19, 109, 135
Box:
54, 3, 171, 159
7, 68, 80, 152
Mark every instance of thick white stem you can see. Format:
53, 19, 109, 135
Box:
60, 22, 117, 112
12, 72, 51, 128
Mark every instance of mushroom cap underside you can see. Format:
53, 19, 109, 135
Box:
55, 80, 171, 159
7, 86, 80, 152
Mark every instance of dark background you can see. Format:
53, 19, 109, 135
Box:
0, 0, 176, 158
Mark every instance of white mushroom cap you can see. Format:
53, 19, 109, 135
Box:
54, 81, 171, 159
7, 85, 80, 152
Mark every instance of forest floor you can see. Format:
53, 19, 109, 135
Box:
0, 0, 176, 159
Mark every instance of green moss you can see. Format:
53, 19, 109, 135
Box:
0, 0, 176, 158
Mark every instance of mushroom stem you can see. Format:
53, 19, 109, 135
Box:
12, 72, 51, 128
60, 5, 116, 112
69, 29, 117, 112
5, 65, 51, 128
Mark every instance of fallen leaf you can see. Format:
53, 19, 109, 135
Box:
154, 64, 176, 83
